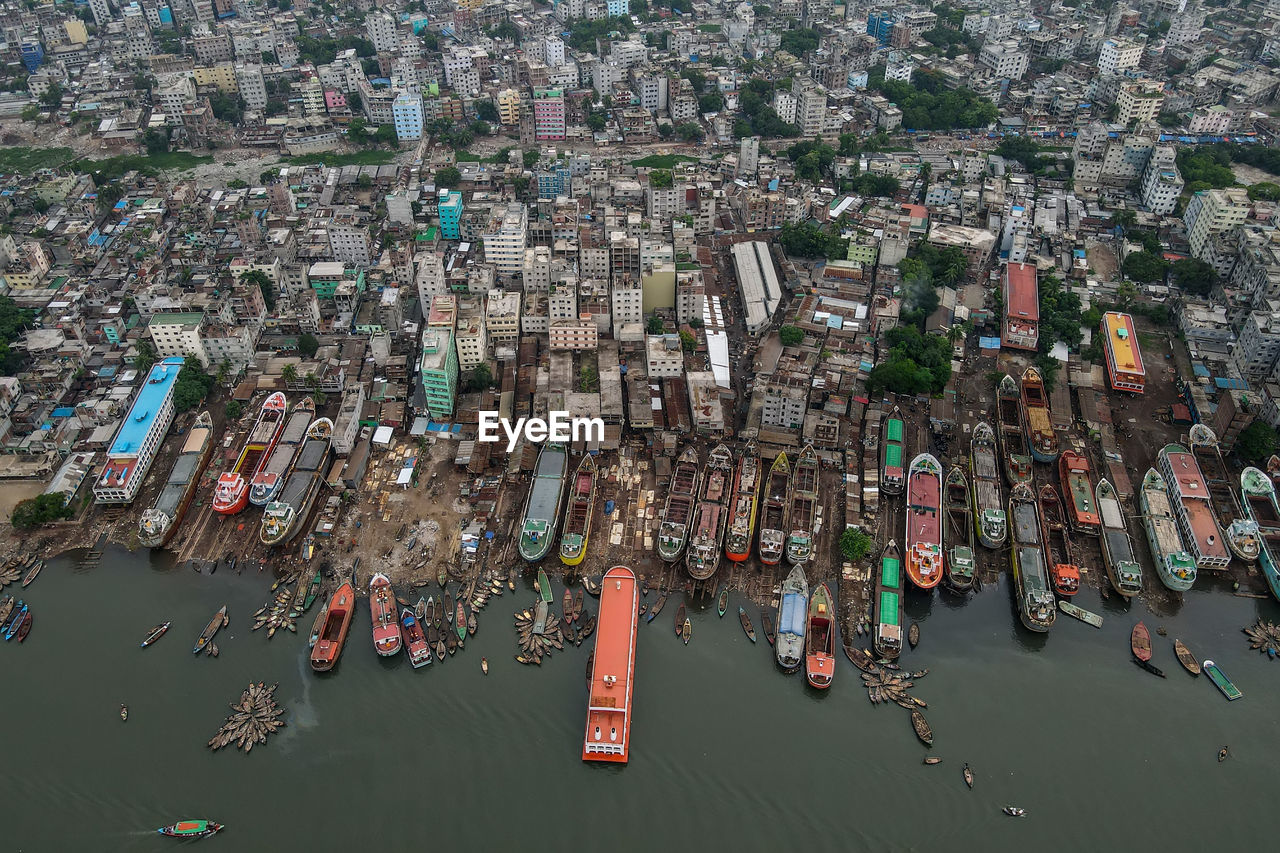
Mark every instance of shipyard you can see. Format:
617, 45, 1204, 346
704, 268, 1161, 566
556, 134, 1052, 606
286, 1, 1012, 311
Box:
7, 0, 1280, 841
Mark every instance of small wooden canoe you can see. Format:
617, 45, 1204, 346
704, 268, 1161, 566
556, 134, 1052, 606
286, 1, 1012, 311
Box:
762, 611, 776, 645
14, 611, 30, 642
1174, 639, 1201, 676
455, 601, 467, 642
308, 602, 328, 648
682, 617, 691, 645
303, 571, 323, 609
585, 650, 594, 685
562, 588, 574, 623
481, 657, 489, 675
583, 575, 601, 595
674, 603, 686, 636
646, 594, 667, 623
911, 710, 933, 746
193, 605, 227, 654
717, 589, 728, 617
908, 621, 920, 648
1058, 600, 1104, 628
20, 561, 41, 588
140, 621, 171, 648
120, 704, 128, 722
1131, 621, 1152, 662
415, 598, 427, 622
444, 590, 454, 623
963, 763, 974, 789
537, 569, 553, 604
923, 757, 942, 765
738, 607, 756, 643
580, 614, 596, 641
573, 589, 584, 620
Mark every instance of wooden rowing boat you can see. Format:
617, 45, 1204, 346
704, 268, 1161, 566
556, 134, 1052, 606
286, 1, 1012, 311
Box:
573, 589, 583, 620
674, 602, 686, 636
537, 569, 553, 604
717, 589, 728, 617
908, 621, 920, 648
646, 593, 667, 623
682, 617, 691, 645
1058, 600, 1103, 628
582, 575, 600, 595
1174, 639, 1201, 676
14, 610, 31, 642
738, 606, 756, 643
562, 588, 574, 623
20, 560, 41, 588
911, 710, 933, 746
1131, 621, 1152, 661
762, 610, 775, 645
140, 622, 171, 648
193, 605, 227, 654
308, 602, 327, 648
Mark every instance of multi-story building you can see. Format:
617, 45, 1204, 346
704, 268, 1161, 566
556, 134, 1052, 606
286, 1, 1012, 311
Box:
1231, 310, 1280, 380
760, 380, 807, 430
148, 311, 207, 364
1184, 188, 1249, 258
1098, 38, 1142, 76
496, 88, 521, 125
1116, 80, 1164, 125
792, 79, 827, 137
549, 319, 599, 350
235, 64, 267, 110
646, 334, 684, 377
979, 40, 1029, 80
482, 204, 528, 275
532, 87, 566, 141
366, 10, 398, 52
328, 220, 371, 267
1140, 145, 1182, 215
419, 330, 458, 421
454, 311, 487, 369
1188, 105, 1231, 134
485, 290, 521, 348
738, 136, 759, 177
438, 191, 463, 241
392, 93, 424, 141
93, 358, 184, 505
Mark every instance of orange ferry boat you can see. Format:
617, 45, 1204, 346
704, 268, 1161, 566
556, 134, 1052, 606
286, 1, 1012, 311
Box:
310, 581, 355, 672
583, 565, 640, 764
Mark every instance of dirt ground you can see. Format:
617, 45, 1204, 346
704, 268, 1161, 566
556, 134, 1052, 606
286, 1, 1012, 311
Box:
1086, 240, 1119, 282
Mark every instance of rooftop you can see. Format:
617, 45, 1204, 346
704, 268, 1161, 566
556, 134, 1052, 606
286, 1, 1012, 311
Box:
107, 357, 183, 458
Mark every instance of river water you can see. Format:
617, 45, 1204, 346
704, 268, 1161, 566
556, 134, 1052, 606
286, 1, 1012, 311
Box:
3, 546, 1277, 851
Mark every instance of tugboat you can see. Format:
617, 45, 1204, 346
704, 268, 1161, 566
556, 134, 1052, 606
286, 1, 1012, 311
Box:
904, 453, 943, 590
657, 446, 701, 562
758, 451, 790, 566
139, 411, 215, 548
969, 422, 1007, 549
1020, 367, 1058, 464
724, 443, 759, 562
881, 406, 906, 496
1059, 450, 1100, 536
1192, 424, 1259, 562
157, 820, 222, 839
996, 375, 1033, 486
775, 564, 809, 672
873, 540, 903, 660
559, 454, 597, 567
1039, 484, 1079, 596
805, 582, 835, 689
369, 573, 401, 657
785, 445, 819, 566
687, 444, 732, 580
213, 391, 288, 515
944, 467, 976, 591
1140, 468, 1197, 592
1240, 467, 1280, 603
518, 442, 569, 562
1096, 478, 1142, 598
1009, 483, 1056, 632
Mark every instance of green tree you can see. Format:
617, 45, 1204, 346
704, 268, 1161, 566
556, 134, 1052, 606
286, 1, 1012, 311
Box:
1248, 182, 1280, 201
1237, 420, 1278, 464
225, 400, 244, 419
1122, 251, 1169, 284
475, 100, 499, 122
10, 493, 73, 529
657, 122, 673, 139
375, 123, 398, 147
435, 166, 461, 188
133, 339, 158, 373
38, 82, 62, 108
1170, 258, 1217, 296
281, 363, 298, 384
648, 169, 673, 188
298, 332, 320, 358
839, 526, 873, 562
678, 329, 696, 353
468, 362, 493, 391
646, 314, 665, 335
698, 92, 724, 113
172, 355, 214, 413
522, 149, 539, 168
779, 325, 804, 346
675, 122, 704, 142
20, 105, 39, 122
239, 269, 275, 312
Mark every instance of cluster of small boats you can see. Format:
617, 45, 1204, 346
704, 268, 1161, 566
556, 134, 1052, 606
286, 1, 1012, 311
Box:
207, 681, 285, 753
0, 594, 31, 643
0, 554, 42, 589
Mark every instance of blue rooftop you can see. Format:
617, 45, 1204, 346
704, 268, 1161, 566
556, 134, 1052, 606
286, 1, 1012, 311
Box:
108, 357, 183, 456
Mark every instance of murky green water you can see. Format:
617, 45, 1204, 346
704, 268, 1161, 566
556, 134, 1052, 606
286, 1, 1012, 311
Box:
2, 546, 1277, 850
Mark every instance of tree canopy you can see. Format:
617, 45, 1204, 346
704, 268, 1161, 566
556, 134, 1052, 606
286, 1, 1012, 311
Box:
875, 70, 998, 131
172, 355, 214, 413
1170, 258, 1217, 296
1122, 251, 1169, 284
1237, 420, 1278, 465
866, 325, 952, 396
839, 526, 873, 562
778, 222, 847, 259
779, 325, 804, 346
11, 493, 73, 529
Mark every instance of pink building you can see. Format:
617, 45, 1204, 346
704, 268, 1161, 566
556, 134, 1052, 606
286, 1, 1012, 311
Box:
533, 87, 566, 141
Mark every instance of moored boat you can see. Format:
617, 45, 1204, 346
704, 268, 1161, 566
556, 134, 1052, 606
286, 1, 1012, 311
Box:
657, 446, 701, 562
1240, 466, 1280, 603
882, 406, 906, 496
260, 417, 334, 546
943, 466, 975, 591
969, 422, 1007, 548
1058, 600, 1103, 628
687, 444, 732, 580
582, 565, 640, 763
308, 601, 328, 648
785, 445, 819, 566
1158, 444, 1229, 571
140, 621, 171, 648
1039, 484, 1079, 596
1131, 621, 1152, 661
1097, 478, 1143, 598
724, 443, 760, 562
1191, 424, 1259, 562
311, 582, 356, 672
212, 391, 288, 515
249, 397, 313, 507
192, 605, 227, 654
758, 451, 790, 566
1009, 483, 1055, 632
874, 540, 903, 660
139, 411, 215, 548
518, 442, 569, 563
558, 454, 597, 567
996, 375, 1033, 486
1020, 367, 1058, 464
1140, 468, 1197, 592
3, 602, 27, 641
1059, 450, 1100, 536
805, 582, 835, 689
1174, 639, 1200, 675
738, 607, 756, 642
1203, 659, 1242, 700
400, 608, 431, 668
775, 564, 809, 671
157, 820, 222, 839
904, 453, 943, 590
369, 573, 401, 657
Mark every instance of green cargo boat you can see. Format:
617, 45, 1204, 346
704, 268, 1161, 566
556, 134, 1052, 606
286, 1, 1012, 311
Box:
518, 443, 568, 563
873, 540, 902, 659
537, 568, 553, 604
157, 819, 222, 839
1203, 659, 1242, 700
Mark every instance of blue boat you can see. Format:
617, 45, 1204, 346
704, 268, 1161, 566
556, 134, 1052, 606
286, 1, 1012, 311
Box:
1240, 467, 1280, 602
4, 602, 28, 641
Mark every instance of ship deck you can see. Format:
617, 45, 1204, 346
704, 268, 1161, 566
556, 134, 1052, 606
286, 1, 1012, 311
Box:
294, 438, 329, 472
525, 451, 567, 522
704, 469, 728, 502
278, 471, 313, 508
1103, 528, 1136, 564
1065, 475, 1099, 525
793, 465, 818, 495
248, 415, 281, 446
1012, 502, 1040, 546
150, 482, 188, 518
1145, 490, 1186, 555
663, 494, 695, 526
584, 567, 638, 763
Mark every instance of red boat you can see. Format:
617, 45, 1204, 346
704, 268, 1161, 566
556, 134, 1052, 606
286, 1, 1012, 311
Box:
400, 608, 432, 668
583, 565, 640, 764
904, 453, 944, 589
1059, 450, 1100, 536
805, 582, 835, 689
213, 392, 288, 515
369, 572, 401, 657
310, 582, 355, 672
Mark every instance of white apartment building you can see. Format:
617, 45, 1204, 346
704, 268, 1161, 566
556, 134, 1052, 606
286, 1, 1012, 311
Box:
646, 334, 684, 377
485, 290, 521, 345
739, 136, 759, 176
1098, 39, 1142, 76
979, 40, 1029, 80
524, 246, 552, 291
1116, 80, 1164, 125
1140, 145, 1183, 215
482, 204, 528, 275
1184, 188, 1250, 258
454, 312, 488, 369
235, 64, 267, 110
328, 221, 371, 267
1232, 310, 1280, 379
366, 10, 398, 52
148, 312, 207, 364
773, 90, 796, 124
612, 278, 644, 329
549, 320, 599, 351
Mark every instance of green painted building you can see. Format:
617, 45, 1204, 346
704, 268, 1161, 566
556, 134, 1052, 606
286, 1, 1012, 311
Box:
419, 330, 458, 421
